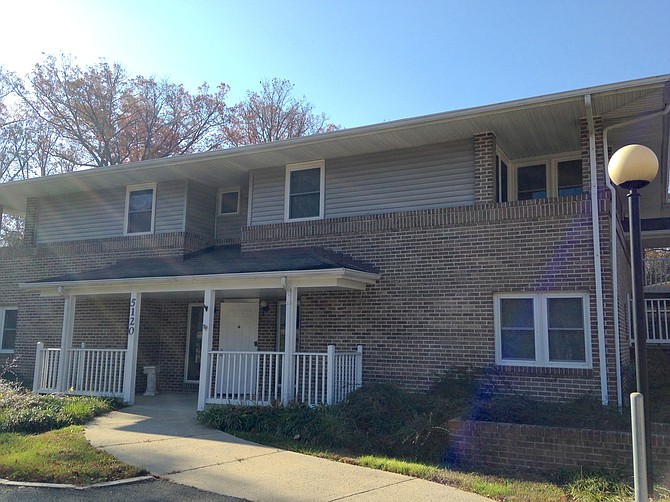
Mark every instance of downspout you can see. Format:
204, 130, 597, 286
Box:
603, 103, 670, 409
585, 95, 608, 405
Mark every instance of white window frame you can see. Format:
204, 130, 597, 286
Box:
284, 160, 325, 222
124, 183, 156, 235
494, 292, 592, 369
0, 307, 17, 353
217, 188, 241, 216
505, 153, 582, 202
495, 149, 511, 203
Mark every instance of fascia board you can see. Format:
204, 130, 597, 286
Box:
20, 268, 381, 297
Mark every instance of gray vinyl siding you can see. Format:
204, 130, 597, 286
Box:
326, 140, 474, 216
249, 166, 285, 226
35, 181, 186, 244
215, 183, 248, 241
36, 188, 126, 243
155, 180, 187, 234
185, 180, 217, 238
249, 140, 475, 226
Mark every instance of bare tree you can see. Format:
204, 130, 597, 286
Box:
221, 78, 338, 147
9, 54, 229, 168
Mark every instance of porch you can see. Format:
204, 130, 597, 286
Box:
22, 245, 379, 410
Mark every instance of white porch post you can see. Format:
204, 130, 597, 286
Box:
56, 294, 76, 392
355, 345, 363, 389
326, 344, 336, 405
281, 280, 298, 406
122, 292, 141, 404
197, 289, 216, 411
32, 342, 44, 392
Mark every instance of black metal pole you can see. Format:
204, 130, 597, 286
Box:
629, 187, 653, 492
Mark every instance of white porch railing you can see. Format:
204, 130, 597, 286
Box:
630, 298, 670, 344
646, 258, 670, 287
33, 343, 126, 397
208, 351, 284, 405
205, 345, 363, 407
32, 343, 60, 393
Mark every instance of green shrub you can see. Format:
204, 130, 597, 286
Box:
0, 379, 115, 433
468, 393, 630, 431
199, 382, 459, 462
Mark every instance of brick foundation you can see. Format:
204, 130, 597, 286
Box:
447, 419, 670, 477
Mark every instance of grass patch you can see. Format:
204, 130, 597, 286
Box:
0, 378, 144, 485
0, 426, 145, 485
563, 471, 633, 502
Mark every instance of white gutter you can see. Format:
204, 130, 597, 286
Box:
603, 103, 670, 409
585, 95, 608, 405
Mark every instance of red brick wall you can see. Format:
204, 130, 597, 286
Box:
447, 418, 670, 475
474, 132, 496, 204
241, 195, 614, 399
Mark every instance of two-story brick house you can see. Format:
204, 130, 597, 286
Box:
1, 75, 668, 411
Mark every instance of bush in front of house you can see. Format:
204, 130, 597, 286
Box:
467, 394, 631, 431
198, 381, 466, 462
0, 378, 117, 433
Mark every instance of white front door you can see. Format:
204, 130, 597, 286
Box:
219, 301, 259, 396
220, 301, 259, 351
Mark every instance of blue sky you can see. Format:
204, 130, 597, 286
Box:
2, 1, 668, 128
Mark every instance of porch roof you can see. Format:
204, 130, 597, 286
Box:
20, 245, 381, 296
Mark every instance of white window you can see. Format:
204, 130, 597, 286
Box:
0, 307, 17, 352
494, 293, 591, 368
218, 189, 240, 216
124, 184, 156, 235
497, 155, 583, 203
285, 161, 325, 221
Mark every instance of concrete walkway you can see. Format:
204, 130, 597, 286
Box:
85, 394, 490, 502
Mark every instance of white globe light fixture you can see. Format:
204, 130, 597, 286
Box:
608, 144, 659, 190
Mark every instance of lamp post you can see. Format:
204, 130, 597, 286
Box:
608, 144, 659, 495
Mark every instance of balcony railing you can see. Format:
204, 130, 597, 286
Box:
645, 258, 670, 288
630, 298, 670, 344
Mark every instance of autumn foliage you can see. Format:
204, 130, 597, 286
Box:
0, 54, 337, 180
0, 54, 337, 246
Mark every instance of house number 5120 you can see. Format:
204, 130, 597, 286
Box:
128, 298, 136, 336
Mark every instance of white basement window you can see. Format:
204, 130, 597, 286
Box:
124, 183, 156, 235
0, 307, 17, 352
285, 160, 325, 221
494, 292, 591, 369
